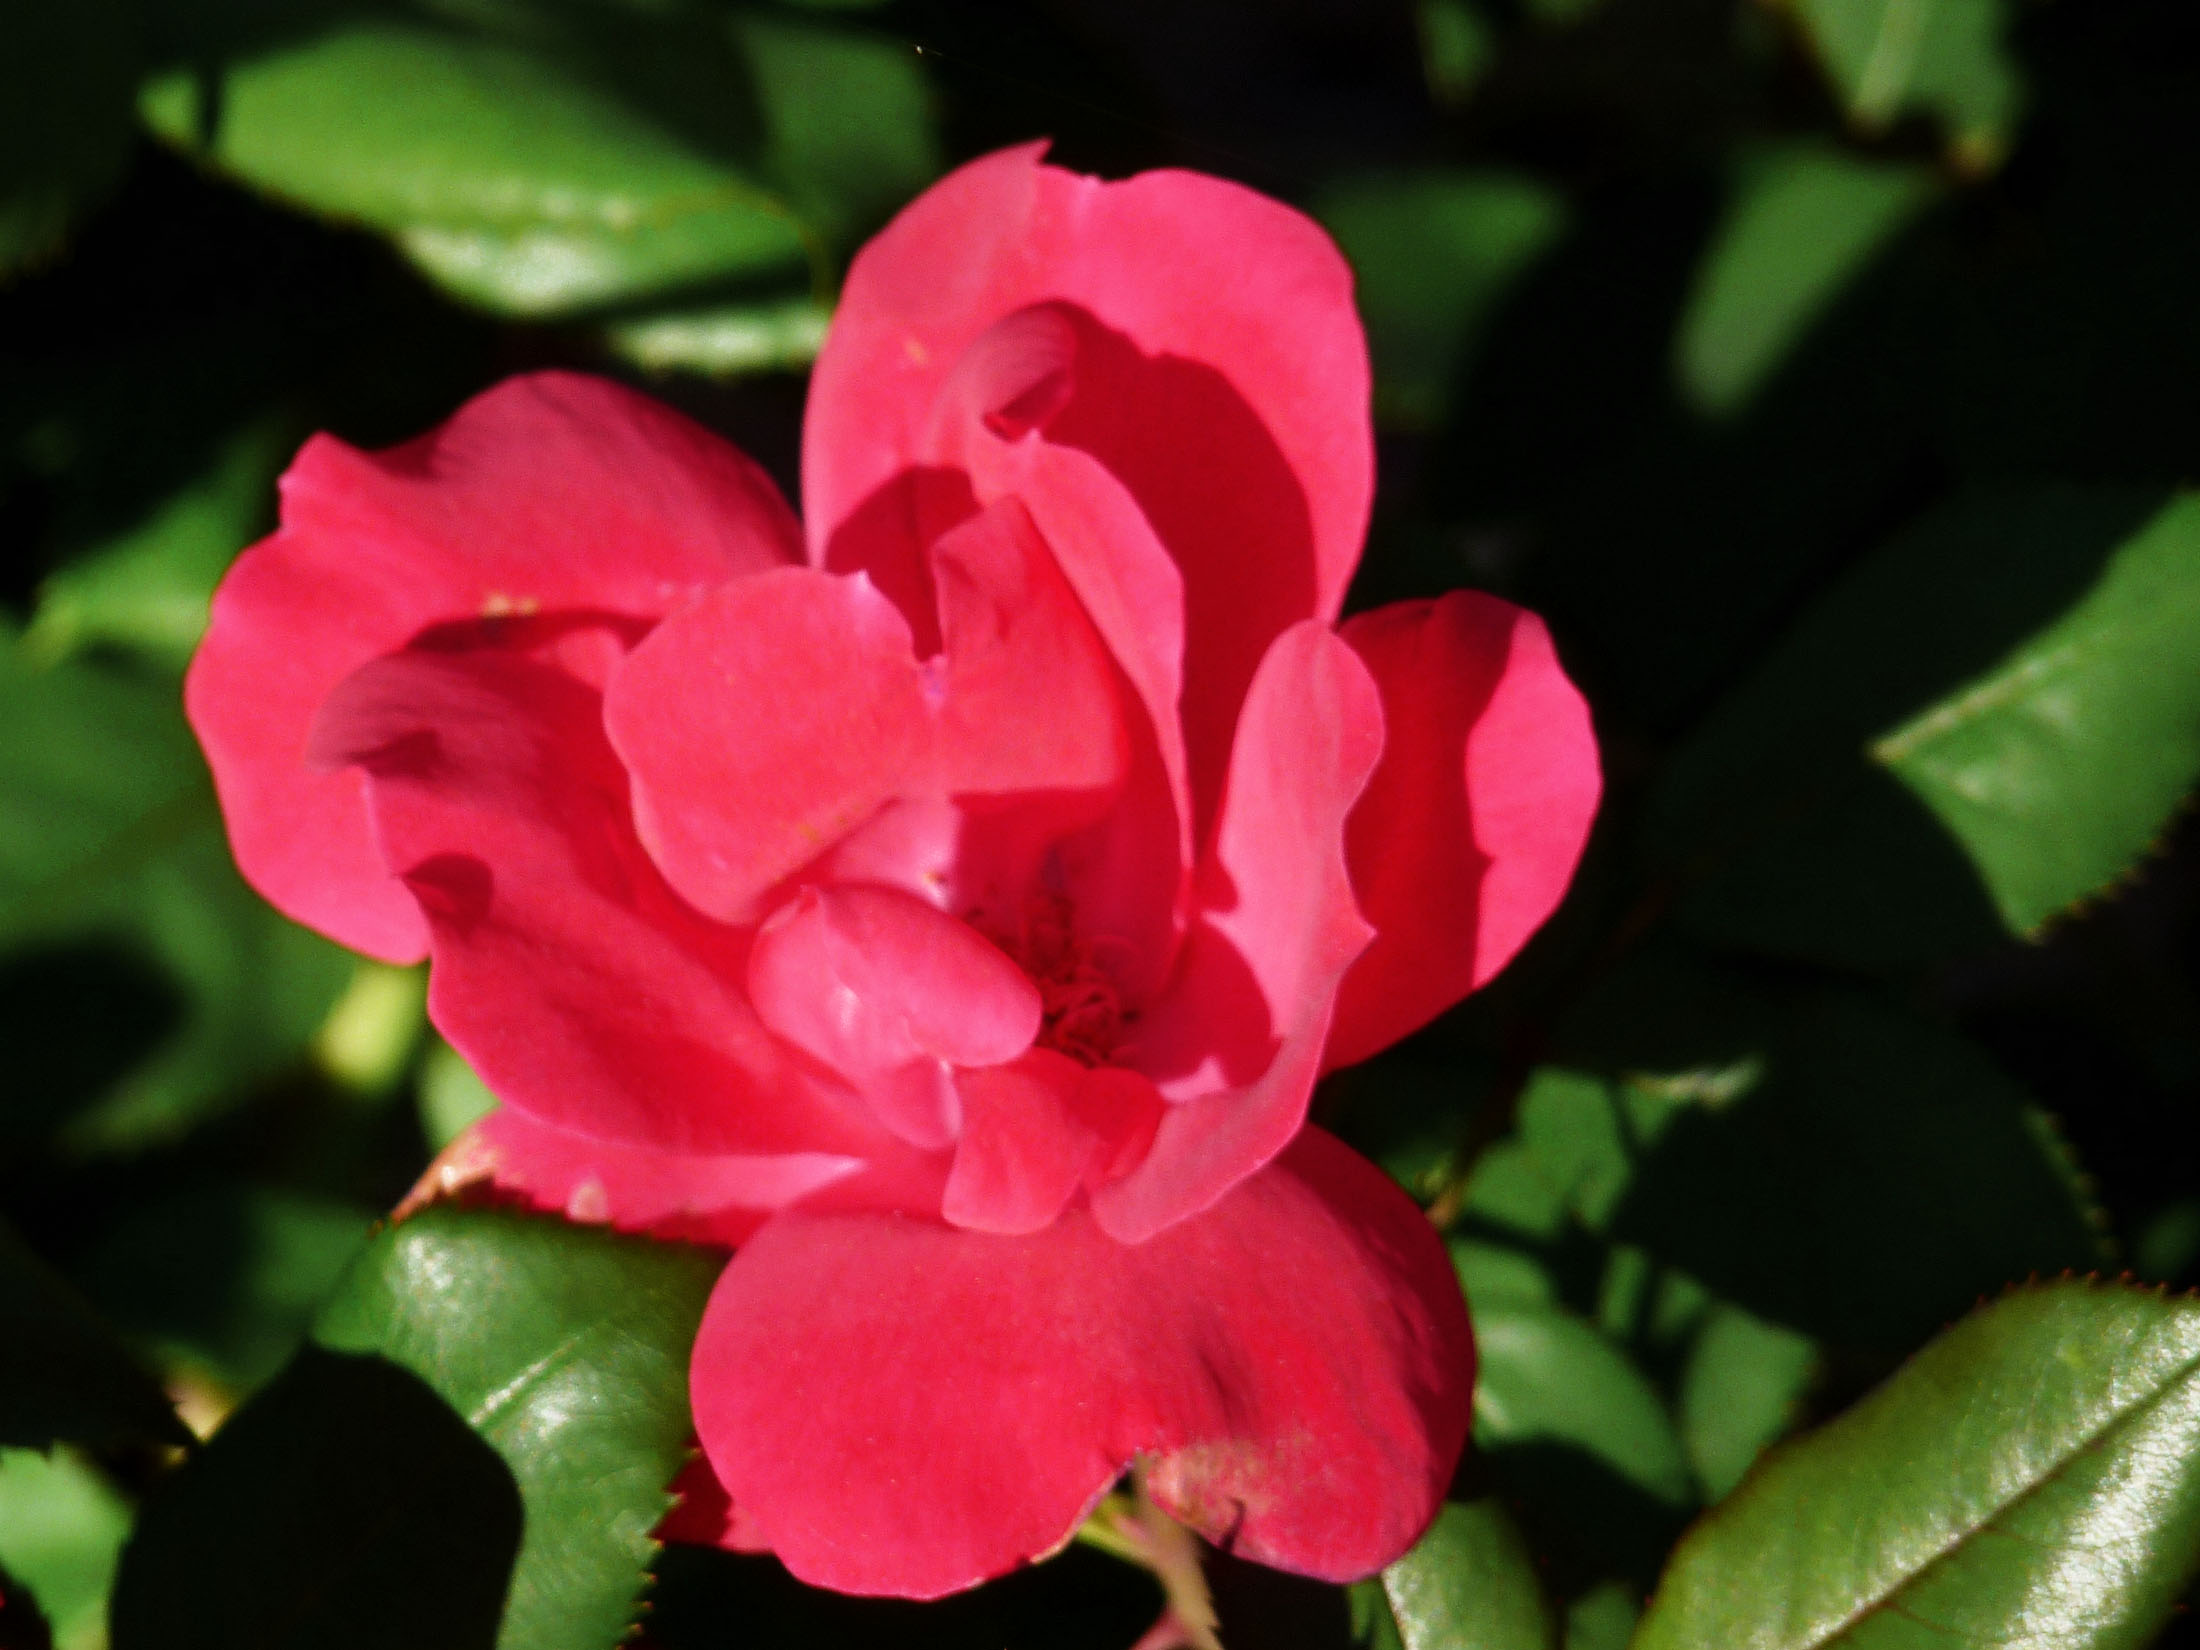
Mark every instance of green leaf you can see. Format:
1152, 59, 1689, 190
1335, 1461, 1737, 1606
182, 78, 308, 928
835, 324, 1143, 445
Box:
0, 1448, 131, 1650
1676, 146, 1935, 416
1676, 1301, 1817, 1499
24, 421, 287, 671
730, 14, 942, 248
1790, 0, 2022, 168
1872, 492, 2200, 936
1563, 1584, 1639, 1650
75, 1184, 376, 1392
1413, 0, 1497, 108
1353, 1499, 1558, 1650
110, 1348, 520, 1650
605, 291, 831, 378
0, 643, 352, 1147
1550, 965, 2106, 1349
1318, 171, 1566, 428
417, 1038, 499, 1152
140, 21, 813, 317
1648, 486, 2171, 967
1473, 1302, 1696, 1510
314, 1207, 721, 1650
1633, 1280, 2200, 1650
0, 1218, 187, 1451
0, 1, 138, 275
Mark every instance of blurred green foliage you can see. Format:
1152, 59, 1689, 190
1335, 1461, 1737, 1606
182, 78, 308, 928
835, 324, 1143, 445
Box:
3, 0, 2199, 1646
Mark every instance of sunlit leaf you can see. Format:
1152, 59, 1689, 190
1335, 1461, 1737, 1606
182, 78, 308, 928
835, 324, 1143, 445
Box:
0, 1448, 130, 1650
1473, 1302, 1695, 1509
110, 1348, 520, 1650
1675, 1301, 1817, 1499
605, 292, 830, 378
1873, 492, 2200, 936
1789, 0, 2023, 169
140, 21, 812, 317
1352, 1499, 1557, 1650
1676, 145, 1934, 416
0, 1218, 186, 1451
1649, 486, 2172, 967
1634, 1280, 2200, 1650
730, 13, 941, 247
314, 1207, 720, 1650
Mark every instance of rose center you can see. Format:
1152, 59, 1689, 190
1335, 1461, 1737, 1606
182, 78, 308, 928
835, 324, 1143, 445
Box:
981, 890, 1127, 1068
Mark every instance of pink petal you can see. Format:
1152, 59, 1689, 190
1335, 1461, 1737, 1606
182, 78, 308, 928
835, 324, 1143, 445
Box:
659, 1456, 772, 1551
604, 567, 932, 924
458, 1107, 856, 1247
185, 372, 799, 961
691, 1127, 1471, 1598
929, 497, 1128, 806
746, 884, 1040, 1148
805, 146, 1373, 829
1093, 624, 1382, 1243
312, 647, 875, 1157
1325, 594, 1601, 1072
940, 1050, 1163, 1236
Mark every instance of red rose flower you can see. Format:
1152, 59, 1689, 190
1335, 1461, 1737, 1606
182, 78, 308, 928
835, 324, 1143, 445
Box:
185, 143, 1600, 1599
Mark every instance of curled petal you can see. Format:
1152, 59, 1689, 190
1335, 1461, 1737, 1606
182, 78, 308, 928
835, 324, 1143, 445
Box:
1094, 623, 1382, 1243
805, 140, 1372, 671
1325, 594, 1601, 1072
691, 1128, 1471, 1599
747, 884, 1040, 1148
186, 372, 799, 961
312, 648, 874, 1157
942, 1053, 1164, 1236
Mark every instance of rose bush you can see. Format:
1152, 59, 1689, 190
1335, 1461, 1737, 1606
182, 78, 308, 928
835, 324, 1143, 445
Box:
184, 143, 1600, 1599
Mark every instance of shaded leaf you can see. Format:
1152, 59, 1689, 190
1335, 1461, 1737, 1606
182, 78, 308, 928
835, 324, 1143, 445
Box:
1562, 1584, 1638, 1650
1790, 0, 2023, 168
1352, 1499, 1557, 1650
1552, 965, 2105, 1349
314, 1206, 720, 1650
24, 422, 287, 671
0, 1219, 186, 1451
110, 1347, 519, 1650
0, 1449, 127, 1650
76, 1184, 375, 1392
1873, 492, 2200, 935
1675, 146, 1934, 416
0, 644, 352, 1147
1634, 1280, 2200, 1650
1319, 171, 1566, 428
141, 21, 812, 317
0, 1, 137, 276
1648, 486, 2168, 967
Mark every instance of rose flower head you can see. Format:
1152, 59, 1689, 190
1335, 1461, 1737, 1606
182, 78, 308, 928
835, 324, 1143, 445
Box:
185, 143, 1600, 1600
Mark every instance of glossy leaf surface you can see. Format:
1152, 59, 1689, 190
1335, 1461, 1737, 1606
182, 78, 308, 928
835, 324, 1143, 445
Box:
313, 1207, 720, 1650
1634, 1280, 2200, 1650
